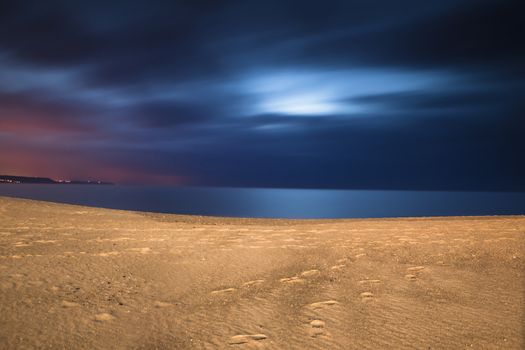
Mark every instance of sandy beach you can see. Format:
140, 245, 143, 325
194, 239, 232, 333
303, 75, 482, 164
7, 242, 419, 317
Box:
0, 196, 523, 349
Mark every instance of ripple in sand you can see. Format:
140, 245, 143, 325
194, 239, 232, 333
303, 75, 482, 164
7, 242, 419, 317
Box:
330, 264, 346, 270
229, 334, 267, 345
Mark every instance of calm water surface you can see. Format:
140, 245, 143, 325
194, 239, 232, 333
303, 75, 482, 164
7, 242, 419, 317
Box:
0, 185, 524, 219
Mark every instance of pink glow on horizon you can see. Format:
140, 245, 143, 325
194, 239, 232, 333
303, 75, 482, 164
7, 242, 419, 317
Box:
0, 148, 186, 185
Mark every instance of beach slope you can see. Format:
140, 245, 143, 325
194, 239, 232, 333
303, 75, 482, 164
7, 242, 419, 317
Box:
0, 197, 523, 349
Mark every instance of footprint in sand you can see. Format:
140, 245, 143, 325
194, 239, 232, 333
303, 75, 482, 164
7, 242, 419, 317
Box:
211, 288, 236, 295
301, 269, 320, 277
360, 292, 374, 302
35, 240, 57, 244
405, 266, 425, 281
308, 300, 338, 310
358, 279, 381, 285
96, 251, 120, 257
28, 280, 44, 287
1, 279, 16, 289
61, 300, 80, 308
310, 320, 325, 328
94, 313, 115, 322
128, 247, 151, 254
404, 274, 417, 281
406, 266, 425, 272
280, 276, 305, 284
242, 279, 264, 287
308, 320, 326, 338
153, 301, 173, 308
229, 334, 267, 345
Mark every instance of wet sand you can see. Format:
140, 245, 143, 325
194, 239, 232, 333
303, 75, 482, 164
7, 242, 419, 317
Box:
0, 196, 524, 349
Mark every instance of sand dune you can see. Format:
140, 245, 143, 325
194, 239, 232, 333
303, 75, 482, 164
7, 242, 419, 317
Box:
0, 196, 523, 349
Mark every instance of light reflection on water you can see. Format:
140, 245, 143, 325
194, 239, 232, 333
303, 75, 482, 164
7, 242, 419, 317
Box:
0, 184, 523, 219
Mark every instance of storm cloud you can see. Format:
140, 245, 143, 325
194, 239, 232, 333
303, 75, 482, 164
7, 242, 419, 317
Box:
0, 0, 523, 190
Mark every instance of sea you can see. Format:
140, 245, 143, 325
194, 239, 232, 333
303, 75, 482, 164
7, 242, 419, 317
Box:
0, 184, 524, 219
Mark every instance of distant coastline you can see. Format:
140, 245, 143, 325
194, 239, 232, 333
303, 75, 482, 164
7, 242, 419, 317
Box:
0, 175, 114, 185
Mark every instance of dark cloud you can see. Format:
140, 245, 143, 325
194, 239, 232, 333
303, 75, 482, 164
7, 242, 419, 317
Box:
0, 0, 523, 190
130, 101, 217, 128
350, 87, 525, 117
299, 0, 524, 69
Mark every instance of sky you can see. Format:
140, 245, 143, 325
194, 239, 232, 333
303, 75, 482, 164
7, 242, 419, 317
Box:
0, 0, 523, 190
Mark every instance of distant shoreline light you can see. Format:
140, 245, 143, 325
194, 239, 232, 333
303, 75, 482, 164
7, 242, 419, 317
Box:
0, 175, 113, 185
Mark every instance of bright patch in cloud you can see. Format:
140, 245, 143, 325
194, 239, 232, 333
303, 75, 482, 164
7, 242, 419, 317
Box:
242, 68, 453, 116
260, 91, 341, 115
